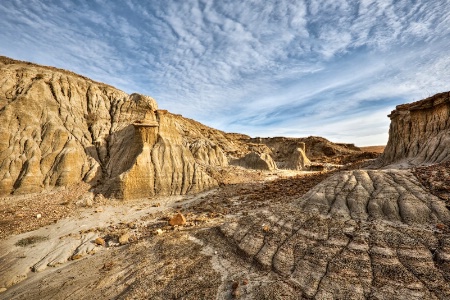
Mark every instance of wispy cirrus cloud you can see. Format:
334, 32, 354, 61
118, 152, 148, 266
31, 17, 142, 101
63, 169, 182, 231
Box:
0, 0, 449, 145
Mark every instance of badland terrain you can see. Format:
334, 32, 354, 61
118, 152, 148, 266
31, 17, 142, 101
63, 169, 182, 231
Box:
0, 56, 449, 299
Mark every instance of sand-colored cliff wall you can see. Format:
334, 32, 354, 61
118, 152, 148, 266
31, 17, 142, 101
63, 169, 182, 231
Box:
379, 92, 450, 166
0, 57, 229, 198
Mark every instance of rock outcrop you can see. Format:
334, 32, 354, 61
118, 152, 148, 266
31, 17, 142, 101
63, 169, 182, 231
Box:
379, 92, 450, 166
249, 137, 311, 170
103, 109, 218, 199
214, 169, 450, 299
230, 151, 277, 171
0, 56, 236, 198
249, 136, 378, 167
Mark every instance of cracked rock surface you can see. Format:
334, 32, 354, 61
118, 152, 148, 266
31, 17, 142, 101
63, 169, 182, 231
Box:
2, 168, 449, 299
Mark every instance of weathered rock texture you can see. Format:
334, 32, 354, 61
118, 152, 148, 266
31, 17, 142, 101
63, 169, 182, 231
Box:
217, 169, 450, 299
0, 56, 238, 198
250, 136, 378, 167
231, 151, 276, 171
414, 161, 450, 204
380, 92, 450, 166
299, 169, 450, 224
249, 137, 311, 170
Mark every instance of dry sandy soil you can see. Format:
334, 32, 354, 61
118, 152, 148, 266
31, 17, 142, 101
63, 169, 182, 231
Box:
360, 146, 385, 154
1, 160, 450, 300
0, 167, 332, 298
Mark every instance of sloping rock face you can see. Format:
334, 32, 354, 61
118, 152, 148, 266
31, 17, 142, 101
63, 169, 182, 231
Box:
379, 92, 450, 166
103, 110, 218, 199
230, 151, 277, 171
250, 136, 378, 167
216, 169, 450, 299
0, 57, 232, 198
249, 137, 311, 170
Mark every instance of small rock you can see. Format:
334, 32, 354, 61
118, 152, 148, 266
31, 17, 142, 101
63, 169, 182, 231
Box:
94, 237, 106, 246
169, 213, 187, 226
232, 281, 239, 289
262, 224, 270, 232
0, 287, 7, 293
119, 233, 130, 245
155, 229, 164, 235
242, 279, 249, 285
76, 192, 94, 207
107, 240, 119, 247
71, 254, 83, 260
36, 213, 42, 219
95, 206, 104, 213
232, 289, 240, 298
436, 223, 446, 230
153, 203, 161, 207
94, 193, 105, 203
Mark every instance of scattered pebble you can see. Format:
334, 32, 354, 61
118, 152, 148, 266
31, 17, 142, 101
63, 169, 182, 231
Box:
436, 223, 446, 230
94, 237, 106, 246
36, 214, 42, 219
169, 213, 186, 226
119, 233, 130, 245
231, 289, 240, 298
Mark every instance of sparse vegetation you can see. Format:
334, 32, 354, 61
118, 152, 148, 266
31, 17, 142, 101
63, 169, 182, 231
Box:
15, 235, 48, 247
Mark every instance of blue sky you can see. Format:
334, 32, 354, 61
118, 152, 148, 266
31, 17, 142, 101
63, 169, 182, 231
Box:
1, 0, 449, 146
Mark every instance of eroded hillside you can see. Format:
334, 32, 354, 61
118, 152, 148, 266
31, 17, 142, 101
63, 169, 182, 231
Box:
1, 57, 449, 300
0, 56, 378, 199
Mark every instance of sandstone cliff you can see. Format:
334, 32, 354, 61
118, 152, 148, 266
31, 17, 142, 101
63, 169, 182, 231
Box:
379, 92, 450, 166
0, 57, 236, 198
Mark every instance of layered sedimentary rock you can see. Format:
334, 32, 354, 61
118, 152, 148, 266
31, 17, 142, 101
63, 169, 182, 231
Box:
105, 110, 218, 199
0, 57, 233, 198
379, 92, 450, 166
216, 169, 450, 299
230, 151, 277, 171
249, 137, 311, 170
249, 136, 377, 167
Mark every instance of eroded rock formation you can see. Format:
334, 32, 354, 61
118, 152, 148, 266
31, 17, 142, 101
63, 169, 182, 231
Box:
230, 151, 277, 171
249, 137, 311, 170
216, 169, 450, 299
380, 92, 450, 166
0, 57, 231, 198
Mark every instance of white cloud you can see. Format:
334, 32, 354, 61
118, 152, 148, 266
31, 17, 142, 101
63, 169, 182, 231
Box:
0, 0, 449, 146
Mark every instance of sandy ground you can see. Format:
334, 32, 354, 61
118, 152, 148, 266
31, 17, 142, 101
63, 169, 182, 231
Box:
0, 168, 331, 298
4, 159, 447, 300
360, 145, 385, 153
